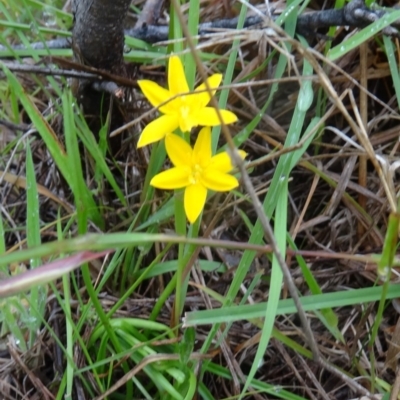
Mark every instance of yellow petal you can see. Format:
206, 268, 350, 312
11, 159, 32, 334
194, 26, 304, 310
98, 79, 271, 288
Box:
237, 150, 247, 160
193, 74, 222, 108
138, 80, 173, 114
165, 133, 193, 167
201, 170, 239, 191
208, 152, 234, 173
168, 55, 189, 95
209, 150, 246, 173
193, 127, 211, 167
150, 167, 190, 189
184, 183, 207, 223
191, 107, 238, 126
137, 115, 179, 147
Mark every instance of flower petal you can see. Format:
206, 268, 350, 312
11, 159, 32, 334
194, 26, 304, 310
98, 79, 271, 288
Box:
191, 107, 238, 126
150, 167, 190, 189
209, 150, 246, 173
168, 56, 189, 95
237, 150, 247, 160
192, 127, 211, 166
193, 73, 222, 108
201, 170, 239, 191
209, 152, 234, 173
137, 115, 179, 147
184, 183, 207, 223
165, 133, 193, 167
138, 80, 173, 114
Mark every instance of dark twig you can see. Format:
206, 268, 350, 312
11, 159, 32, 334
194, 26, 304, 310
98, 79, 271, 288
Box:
296, 0, 400, 37
91, 81, 124, 99
0, 119, 29, 132
0, 61, 104, 80
0, 60, 134, 100
134, 0, 165, 29
128, 0, 400, 42
48, 56, 137, 87
124, 15, 266, 43
0, 38, 70, 52
2, 0, 399, 53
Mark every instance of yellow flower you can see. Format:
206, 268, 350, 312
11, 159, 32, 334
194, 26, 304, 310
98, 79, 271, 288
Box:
150, 127, 246, 223
137, 56, 238, 147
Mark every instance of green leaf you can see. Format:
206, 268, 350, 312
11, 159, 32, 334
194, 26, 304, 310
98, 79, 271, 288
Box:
328, 9, 400, 60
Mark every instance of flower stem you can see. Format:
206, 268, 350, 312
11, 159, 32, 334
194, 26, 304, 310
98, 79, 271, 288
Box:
172, 189, 186, 330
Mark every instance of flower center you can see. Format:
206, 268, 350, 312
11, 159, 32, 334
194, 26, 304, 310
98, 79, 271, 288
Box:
178, 95, 194, 132
180, 105, 190, 119
189, 163, 202, 184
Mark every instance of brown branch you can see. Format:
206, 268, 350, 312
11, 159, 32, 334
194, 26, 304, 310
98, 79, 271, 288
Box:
2, 0, 399, 55
126, 0, 400, 43
134, 0, 165, 29
296, 0, 400, 37
1, 60, 104, 80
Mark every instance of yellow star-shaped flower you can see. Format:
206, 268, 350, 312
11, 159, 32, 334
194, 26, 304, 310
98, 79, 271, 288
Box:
137, 56, 238, 147
150, 127, 246, 223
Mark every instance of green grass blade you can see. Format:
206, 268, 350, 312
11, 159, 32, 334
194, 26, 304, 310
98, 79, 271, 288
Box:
62, 90, 103, 226
241, 178, 287, 398
328, 9, 400, 60
211, 3, 248, 152
183, 283, 400, 326
26, 142, 45, 347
